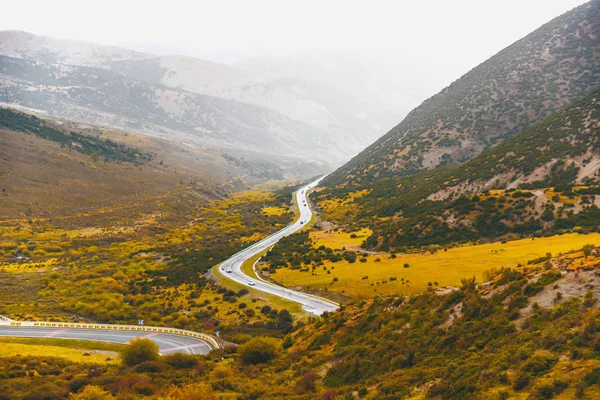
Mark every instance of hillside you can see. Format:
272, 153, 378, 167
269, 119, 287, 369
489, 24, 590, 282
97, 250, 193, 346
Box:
0, 31, 420, 161
0, 55, 350, 166
1, 248, 598, 399
0, 107, 276, 221
326, 1, 600, 185
315, 89, 600, 250
105, 53, 402, 154
0, 30, 151, 66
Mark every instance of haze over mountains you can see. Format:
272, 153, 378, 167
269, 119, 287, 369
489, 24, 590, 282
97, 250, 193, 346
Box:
327, 0, 600, 184
0, 30, 424, 172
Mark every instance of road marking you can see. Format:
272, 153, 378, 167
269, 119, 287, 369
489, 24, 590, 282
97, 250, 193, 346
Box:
160, 342, 207, 353
45, 328, 69, 338
125, 331, 159, 344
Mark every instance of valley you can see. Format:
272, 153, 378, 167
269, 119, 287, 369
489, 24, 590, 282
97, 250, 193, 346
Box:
0, 1, 599, 399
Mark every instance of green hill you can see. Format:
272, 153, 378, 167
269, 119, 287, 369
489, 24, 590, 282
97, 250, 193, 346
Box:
316, 89, 600, 249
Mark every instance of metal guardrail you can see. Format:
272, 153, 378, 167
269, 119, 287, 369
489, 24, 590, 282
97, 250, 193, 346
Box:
0, 320, 220, 349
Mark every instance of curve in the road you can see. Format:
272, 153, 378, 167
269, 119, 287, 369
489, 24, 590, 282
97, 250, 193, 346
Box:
218, 177, 339, 315
0, 325, 214, 355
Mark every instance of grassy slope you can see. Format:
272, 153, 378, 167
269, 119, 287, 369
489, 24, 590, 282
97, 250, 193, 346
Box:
273, 232, 600, 298
0, 337, 123, 364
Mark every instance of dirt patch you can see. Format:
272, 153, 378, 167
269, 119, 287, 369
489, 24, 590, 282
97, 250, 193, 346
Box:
515, 269, 599, 329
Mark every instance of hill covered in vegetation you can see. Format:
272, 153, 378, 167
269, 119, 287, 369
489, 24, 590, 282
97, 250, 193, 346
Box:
0, 108, 152, 164
316, 89, 600, 250
326, 1, 600, 185
1, 248, 598, 399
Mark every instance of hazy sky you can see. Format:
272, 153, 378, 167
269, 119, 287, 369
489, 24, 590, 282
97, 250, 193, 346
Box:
1, 0, 589, 70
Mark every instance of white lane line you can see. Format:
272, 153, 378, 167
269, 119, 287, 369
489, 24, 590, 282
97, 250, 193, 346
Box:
160, 342, 207, 353
124, 332, 159, 344
152, 335, 209, 354
45, 328, 70, 338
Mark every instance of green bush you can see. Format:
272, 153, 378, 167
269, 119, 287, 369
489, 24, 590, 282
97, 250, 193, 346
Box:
238, 337, 278, 365
120, 338, 160, 367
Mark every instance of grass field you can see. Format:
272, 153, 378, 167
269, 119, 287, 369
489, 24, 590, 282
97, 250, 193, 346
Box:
272, 233, 600, 299
0, 337, 122, 364
310, 228, 372, 250
262, 206, 288, 216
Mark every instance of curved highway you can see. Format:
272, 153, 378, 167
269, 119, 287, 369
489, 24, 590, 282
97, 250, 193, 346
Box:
218, 177, 339, 315
0, 178, 336, 353
0, 325, 214, 355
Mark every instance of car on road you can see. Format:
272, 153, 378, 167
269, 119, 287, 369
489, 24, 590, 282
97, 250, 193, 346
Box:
300, 221, 304, 224
226, 268, 232, 273
248, 281, 256, 286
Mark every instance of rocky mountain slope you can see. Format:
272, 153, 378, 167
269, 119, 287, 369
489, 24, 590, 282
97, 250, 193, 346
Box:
326, 0, 600, 184
317, 89, 600, 250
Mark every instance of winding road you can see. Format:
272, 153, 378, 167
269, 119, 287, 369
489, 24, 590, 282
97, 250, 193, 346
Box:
0, 178, 336, 353
0, 325, 212, 355
218, 177, 339, 315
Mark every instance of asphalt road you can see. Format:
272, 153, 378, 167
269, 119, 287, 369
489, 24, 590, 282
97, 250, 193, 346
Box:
219, 177, 339, 315
0, 326, 212, 355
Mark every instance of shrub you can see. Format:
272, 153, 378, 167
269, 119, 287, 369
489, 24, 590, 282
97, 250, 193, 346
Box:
513, 372, 530, 391
162, 353, 199, 369
161, 383, 216, 400
68, 385, 114, 399
120, 337, 160, 367
238, 337, 278, 365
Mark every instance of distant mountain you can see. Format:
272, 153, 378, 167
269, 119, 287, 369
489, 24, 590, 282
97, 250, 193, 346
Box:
326, 1, 600, 185
0, 30, 151, 66
0, 54, 342, 163
0, 31, 423, 164
103, 51, 412, 156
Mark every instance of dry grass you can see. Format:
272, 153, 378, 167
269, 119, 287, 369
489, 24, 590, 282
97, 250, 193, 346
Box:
310, 228, 373, 250
0, 338, 120, 364
262, 206, 288, 216
273, 233, 600, 299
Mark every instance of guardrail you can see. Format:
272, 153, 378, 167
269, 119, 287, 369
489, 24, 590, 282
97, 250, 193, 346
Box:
0, 320, 220, 350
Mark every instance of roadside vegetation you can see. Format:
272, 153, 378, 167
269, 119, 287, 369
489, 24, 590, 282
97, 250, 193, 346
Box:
0, 247, 597, 399
0, 184, 302, 338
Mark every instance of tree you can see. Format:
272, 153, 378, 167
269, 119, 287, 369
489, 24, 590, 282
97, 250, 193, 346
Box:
120, 337, 159, 366
277, 309, 294, 333
238, 336, 278, 365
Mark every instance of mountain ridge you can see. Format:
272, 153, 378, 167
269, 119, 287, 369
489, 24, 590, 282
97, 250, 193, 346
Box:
325, 0, 600, 186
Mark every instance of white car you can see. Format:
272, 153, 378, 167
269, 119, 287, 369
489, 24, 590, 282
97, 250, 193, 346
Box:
248, 281, 256, 286
226, 268, 232, 273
